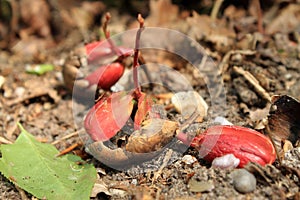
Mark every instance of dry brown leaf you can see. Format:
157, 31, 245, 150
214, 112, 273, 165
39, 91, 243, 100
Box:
19, 0, 51, 39
55, 0, 105, 36
249, 105, 271, 122
71, 1, 105, 31
90, 179, 111, 198
266, 4, 300, 34
187, 12, 236, 53
146, 0, 179, 26
267, 95, 300, 149
223, 5, 246, 21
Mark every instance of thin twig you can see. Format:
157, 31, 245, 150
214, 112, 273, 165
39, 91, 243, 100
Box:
51, 130, 79, 145
56, 143, 80, 157
220, 50, 256, 73
0, 136, 13, 144
152, 149, 173, 184
233, 66, 271, 102
15, 185, 29, 200
210, 0, 224, 21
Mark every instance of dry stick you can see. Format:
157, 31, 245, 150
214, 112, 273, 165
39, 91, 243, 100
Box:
176, 110, 201, 145
220, 50, 256, 73
210, 0, 224, 21
56, 143, 80, 157
0, 136, 13, 144
233, 66, 271, 102
6, 118, 19, 139
152, 149, 173, 184
133, 14, 145, 96
103, 12, 123, 57
51, 130, 80, 145
15, 185, 30, 200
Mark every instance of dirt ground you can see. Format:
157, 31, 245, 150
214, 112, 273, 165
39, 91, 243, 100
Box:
0, 0, 300, 199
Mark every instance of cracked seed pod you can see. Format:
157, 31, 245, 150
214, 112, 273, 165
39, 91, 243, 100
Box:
84, 91, 134, 141
85, 141, 162, 170
126, 118, 178, 153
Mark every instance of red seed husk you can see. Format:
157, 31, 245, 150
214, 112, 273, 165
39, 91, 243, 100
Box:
191, 125, 276, 167
84, 91, 134, 141
85, 62, 125, 90
85, 41, 133, 64
134, 92, 154, 129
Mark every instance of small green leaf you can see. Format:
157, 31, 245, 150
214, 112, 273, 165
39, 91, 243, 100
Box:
25, 64, 54, 75
0, 124, 97, 200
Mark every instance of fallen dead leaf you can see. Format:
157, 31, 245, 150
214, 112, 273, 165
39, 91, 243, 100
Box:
267, 95, 300, 149
187, 11, 236, 53
90, 179, 111, 198
249, 104, 271, 122
266, 4, 300, 35
146, 0, 179, 26
19, 0, 51, 39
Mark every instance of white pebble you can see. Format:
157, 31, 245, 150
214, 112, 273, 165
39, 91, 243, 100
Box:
181, 155, 197, 165
212, 154, 240, 169
214, 116, 233, 125
131, 179, 138, 185
15, 87, 25, 98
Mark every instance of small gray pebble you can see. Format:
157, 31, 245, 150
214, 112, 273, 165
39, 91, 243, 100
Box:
231, 169, 256, 193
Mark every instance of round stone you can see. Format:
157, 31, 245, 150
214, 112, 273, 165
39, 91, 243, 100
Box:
232, 169, 257, 193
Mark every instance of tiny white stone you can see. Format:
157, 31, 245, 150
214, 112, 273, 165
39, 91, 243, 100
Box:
182, 155, 197, 165
214, 116, 233, 125
131, 179, 138, 185
211, 154, 240, 169
15, 87, 26, 98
